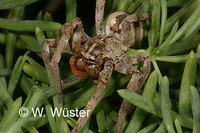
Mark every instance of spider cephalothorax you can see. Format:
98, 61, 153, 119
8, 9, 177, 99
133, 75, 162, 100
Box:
70, 35, 122, 79
42, 0, 151, 132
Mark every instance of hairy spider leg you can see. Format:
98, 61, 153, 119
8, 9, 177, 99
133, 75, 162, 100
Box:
43, 17, 85, 102
95, 0, 105, 35
113, 53, 151, 132
43, 38, 64, 102
71, 60, 113, 133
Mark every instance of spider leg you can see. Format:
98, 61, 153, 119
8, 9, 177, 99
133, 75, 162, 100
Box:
136, 13, 152, 21
62, 75, 84, 87
95, 0, 105, 35
123, 53, 151, 90
72, 60, 113, 133
43, 39, 59, 71
42, 39, 60, 69
124, 13, 151, 22
106, 12, 150, 49
113, 53, 150, 133
121, 17, 144, 48
53, 17, 83, 60
42, 17, 85, 102
43, 38, 64, 102
123, 13, 151, 47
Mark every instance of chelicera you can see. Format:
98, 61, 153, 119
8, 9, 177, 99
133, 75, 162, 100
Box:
42, 0, 151, 132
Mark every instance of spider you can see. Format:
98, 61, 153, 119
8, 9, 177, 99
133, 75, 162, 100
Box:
42, 0, 151, 132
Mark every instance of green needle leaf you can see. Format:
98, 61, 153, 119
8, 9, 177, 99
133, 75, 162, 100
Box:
190, 86, 200, 133
0, 18, 62, 31
117, 89, 193, 129
0, 0, 38, 9
179, 51, 197, 117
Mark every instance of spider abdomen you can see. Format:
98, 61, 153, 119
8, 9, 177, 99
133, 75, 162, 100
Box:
106, 11, 144, 48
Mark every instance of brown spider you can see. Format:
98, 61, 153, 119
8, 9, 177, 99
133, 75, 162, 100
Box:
42, 0, 151, 132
